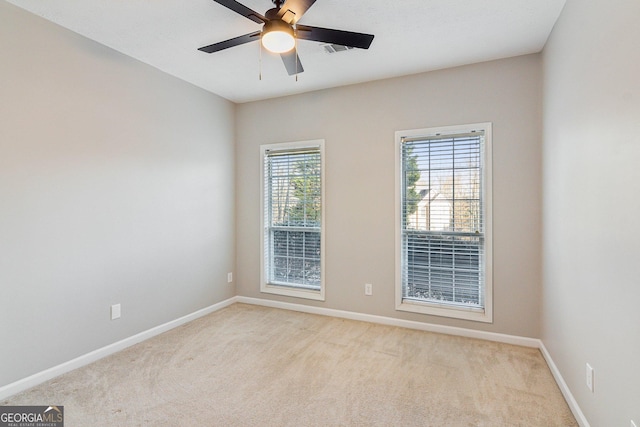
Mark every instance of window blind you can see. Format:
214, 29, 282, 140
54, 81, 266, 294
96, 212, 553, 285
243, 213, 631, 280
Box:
264, 147, 322, 290
401, 132, 485, 308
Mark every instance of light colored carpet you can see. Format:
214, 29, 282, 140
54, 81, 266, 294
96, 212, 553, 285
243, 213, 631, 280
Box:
3, 303, 577, 426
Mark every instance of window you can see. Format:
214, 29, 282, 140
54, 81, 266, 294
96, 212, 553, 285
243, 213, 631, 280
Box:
395, 123, 492, 322
260, 140, 325, 300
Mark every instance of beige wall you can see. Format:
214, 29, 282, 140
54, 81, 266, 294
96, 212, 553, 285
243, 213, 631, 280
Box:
542, 0, 640, 425
0, 2, 235, 386
237, 54, 543, 337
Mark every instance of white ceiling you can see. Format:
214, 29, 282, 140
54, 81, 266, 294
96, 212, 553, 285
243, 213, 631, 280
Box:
7, 0, 566, 103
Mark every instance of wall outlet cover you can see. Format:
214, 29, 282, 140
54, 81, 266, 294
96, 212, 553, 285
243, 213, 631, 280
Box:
111, 304, 121, 320
585, 363, 594, 392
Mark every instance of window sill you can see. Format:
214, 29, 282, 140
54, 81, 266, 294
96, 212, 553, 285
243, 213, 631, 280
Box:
396, 299, 493, 323
261, 283, 325, 301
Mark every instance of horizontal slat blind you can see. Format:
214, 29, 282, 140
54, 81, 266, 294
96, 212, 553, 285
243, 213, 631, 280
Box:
401, 132, 485, 308
265, 148, 321, 289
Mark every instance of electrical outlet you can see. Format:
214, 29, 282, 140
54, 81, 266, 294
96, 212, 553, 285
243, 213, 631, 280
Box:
585, 363, 594, 392
111, 304, 121, 320
365, 283, 373, 296
227, 272, 233, 283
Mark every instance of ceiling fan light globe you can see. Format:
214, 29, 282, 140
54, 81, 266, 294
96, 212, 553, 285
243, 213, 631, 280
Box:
261, 19, 295, 53
262, 30, 295, 53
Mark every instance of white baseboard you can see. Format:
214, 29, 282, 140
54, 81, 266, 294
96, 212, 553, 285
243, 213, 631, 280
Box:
236, 296, 540, 348
539, 342, 590, 427
0, 296, 238, 401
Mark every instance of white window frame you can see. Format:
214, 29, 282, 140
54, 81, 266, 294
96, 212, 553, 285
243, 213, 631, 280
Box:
260, 140, 326, 301
395, 123, 493, 323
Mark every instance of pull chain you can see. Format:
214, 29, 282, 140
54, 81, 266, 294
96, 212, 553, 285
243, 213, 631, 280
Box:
259, 34, 263, 81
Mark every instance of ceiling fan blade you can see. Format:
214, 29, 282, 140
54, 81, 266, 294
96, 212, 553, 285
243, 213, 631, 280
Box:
277, 0, 317, 24
296, 25, 374, 49
198, 31, 261, 53
212, 0, 266, 24
281, 51, 305, 75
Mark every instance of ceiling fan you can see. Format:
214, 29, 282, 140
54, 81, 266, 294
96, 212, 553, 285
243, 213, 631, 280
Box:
198, 0, 375, 75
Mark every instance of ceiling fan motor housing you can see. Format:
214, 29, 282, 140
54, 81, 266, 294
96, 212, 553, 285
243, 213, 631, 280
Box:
264, 16, 293, 33
265, 6, 295, 25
